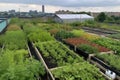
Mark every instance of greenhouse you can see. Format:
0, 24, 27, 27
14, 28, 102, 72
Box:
56, 14, 94, 23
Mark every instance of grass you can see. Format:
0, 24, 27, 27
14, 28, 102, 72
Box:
100, 23, 120, 31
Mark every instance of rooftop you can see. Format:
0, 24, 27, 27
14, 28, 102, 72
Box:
56, 14, 94, 19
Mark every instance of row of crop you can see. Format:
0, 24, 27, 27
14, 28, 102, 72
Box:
0, 31, 27, 50
52, 29, 100, 42
96, 54, 120, 71
23, 24, 107, 80
0, 49, 45, 80
34, 41, 105, 80
64, 37, 110, 54
61, 30, 120, 72
22, 19, 120, 79
108, 33, 120, 39
51, 62, 104, 80
35, 41, 84, 68
92, 38, 120, 54
54, 29, 120, 55
70, 30, 120, 55
6, 24, 21, 31
0, 27, 46, 80
60, 30, 120, 73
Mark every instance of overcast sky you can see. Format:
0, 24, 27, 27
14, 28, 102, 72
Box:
0, 0, 120, 12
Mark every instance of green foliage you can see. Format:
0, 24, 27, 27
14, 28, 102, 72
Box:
0, 49, 45, 80
36, 41, 105, 79
28, 29, 54, 42
96, 12, 107, 22
10, 18, 20, 24
104, 16, 115, 23
83, 20, 100, 28
1, 31, 27, 50
52, 62, 105, 80
70, 22, 83, 27
78, 44, 99, 54
36, 41, 84, 67
100, 23, 120, 31
69, 20, 100, 28
96, 54, 120, 71
7, 24, 21, 31
93, 38, 120, 54
55, 30, 75, 39
71, 29, 85, 37
23, 26, 39, 35
108, 33, 120, 39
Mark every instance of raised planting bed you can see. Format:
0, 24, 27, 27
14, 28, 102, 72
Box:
64, 37, 111, 53
0, 28, 46, 80
96, 54, 120, 72
0, 31, 27, 50
71, 29, 100, 41
0, 49, 45, 80
82, 27, 119, 35
25, 27, 55, 43
92, 37, 120, 54
35, 41, 84, 68
34, 41, 106, 80
6, 24, 21, 31
108, 33, 120, 40
51, 63, 106, 80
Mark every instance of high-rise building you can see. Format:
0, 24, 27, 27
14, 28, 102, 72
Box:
42, 5, 45, 13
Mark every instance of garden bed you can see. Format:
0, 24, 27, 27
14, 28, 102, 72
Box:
92, 37, 120, 54
64, 37, 111, 53
34, 41, 106, 80
0, 26, 46, 80
35, 41, 83, 69
96, 54, 120, 73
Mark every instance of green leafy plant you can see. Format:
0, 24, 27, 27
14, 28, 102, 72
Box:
93, 37, 120, 54
55, 30, 75, 39
0, 49, 45, 80
1, 31, 27, 50
28, 29, 54, 42
52, 62, 105, 80
78, 44, 99, 54
96, 54, 120, 71
35, 41, 84, 67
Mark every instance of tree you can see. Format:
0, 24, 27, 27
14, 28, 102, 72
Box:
96, 12, 106, 22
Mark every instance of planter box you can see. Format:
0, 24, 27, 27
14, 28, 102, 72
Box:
91, 56, 120, 77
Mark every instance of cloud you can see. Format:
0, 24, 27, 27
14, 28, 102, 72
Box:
0, 0, 120, 7
0, 2, 120, 13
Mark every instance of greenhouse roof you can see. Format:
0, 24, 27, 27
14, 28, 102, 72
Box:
57, 14, 94, 19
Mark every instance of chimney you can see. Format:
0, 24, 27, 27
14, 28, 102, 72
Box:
42, 5, 45, 13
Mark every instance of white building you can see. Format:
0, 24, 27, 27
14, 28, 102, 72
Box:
56, 14, 94, 23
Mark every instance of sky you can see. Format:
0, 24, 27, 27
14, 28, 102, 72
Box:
0, 0, 120, 13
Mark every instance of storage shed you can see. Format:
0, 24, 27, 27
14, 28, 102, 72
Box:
0, 18, 10, 33
56, 14, 94, 23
